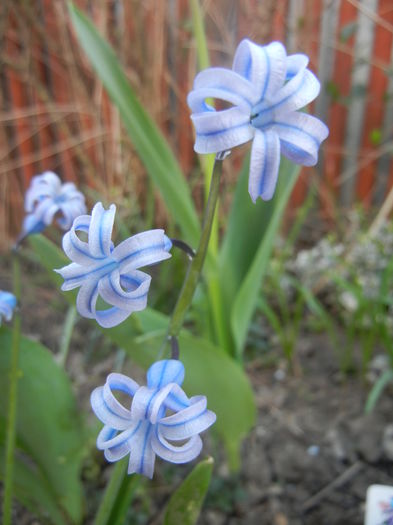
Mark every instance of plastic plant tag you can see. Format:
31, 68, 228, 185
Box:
365, 485, 393, 525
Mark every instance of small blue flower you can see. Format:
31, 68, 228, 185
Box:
0, 291, 17, 325
91, 359, 216, 478
56, 202, 172, 328
187, 39, 329, 202
21, 171, 86, 239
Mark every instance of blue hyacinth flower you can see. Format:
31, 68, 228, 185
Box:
91, 359, 216, 478
20, 171, 86, 240
187, 39, 329, 202
56, 202, 172, 328
0, 291, 17, 325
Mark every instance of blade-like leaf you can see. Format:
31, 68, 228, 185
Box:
231, 159, 301, 356
68, 4, 200, 245
164, 457, 213, 525
0, 327, 85, 524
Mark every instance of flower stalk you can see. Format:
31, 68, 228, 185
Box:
168, 153, 223, 338
2, 251, 22, 525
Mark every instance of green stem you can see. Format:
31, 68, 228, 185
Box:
168, 155, 223, 338
58, 305, 77, 367
94, 459, 129, 525
2, 252, 22, 525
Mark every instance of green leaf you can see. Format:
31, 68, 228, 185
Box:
230, 158, 301, 356
0, 327, 85, 524
0, 456, 70, 525
365, 369, 393, 414
163, 457, 213, 525
68, 4, 200, 245
109, 329, 256, 470
219, 157, 275, 354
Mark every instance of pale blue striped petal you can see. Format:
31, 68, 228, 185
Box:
61, 215, 96, 265
273, 112, 329, 166
0, 291, 17, 324
158, 395, 216, 440
286, 53, 309, 79
113, 229, 172, 272
151, 429, 202, 464
97, 423, 140, 462
272, 69, 320, 116
127, 420, 156, 478
88, 203, 116, 258
193, 122, 254, 154
76, 279, 99, 319
98, 269, 150, 313
233, 39, 287, 100
249, 129, 281, 202
91, 386, 132, 430
191, 67, 258, 107
147, 359, 185, 389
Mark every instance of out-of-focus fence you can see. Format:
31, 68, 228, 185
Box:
1, 0, 393, 247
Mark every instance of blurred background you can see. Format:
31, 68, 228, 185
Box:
1, 0, 393, 248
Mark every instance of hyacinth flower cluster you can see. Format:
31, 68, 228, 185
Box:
0, 291, 17, 325
56, 202, 216, 474
53, 38, 328, 479
56, 202, 172, 328
91, 360, 216, 477
188, 39, 329, 202
19, 171, 86, 243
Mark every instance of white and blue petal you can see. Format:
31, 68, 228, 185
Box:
88, 203, 116, 259
97, 422, 141, 462
158, 395, 216, 441
147, 359, 185, 389
126, 420, 156, 478
271, 68, 320, 116
98, 269, 150, 312
233, 39, 287, 100
0, 291, 17, 324
191, 108, 254, 154
249, 129, 281, 202
151, 428, 202, 464
113, 229, 172, 272
191, 67, 259, 108
273, 112, 329, 166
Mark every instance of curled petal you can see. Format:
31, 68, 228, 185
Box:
56, 259, 115, 291
273, 112, 329, 166
271, 68, 320, 115
88, 203, 116, 259
286, 53, 309, 79
233, 39, 287, 100
113, 229, 172, 272
191, 67, 259, 107
249, 129, 281, 202
152, 428, 202, 464
192, 119, 254, 155
127, 421, 156, 478
190, 107, 253, 155
158, 395, 216, 441
97, 423, 140, 462
147, 359, 185, 389
62, 214, 96, 265
98, 269, 150, 311
91, 386, 133, 430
